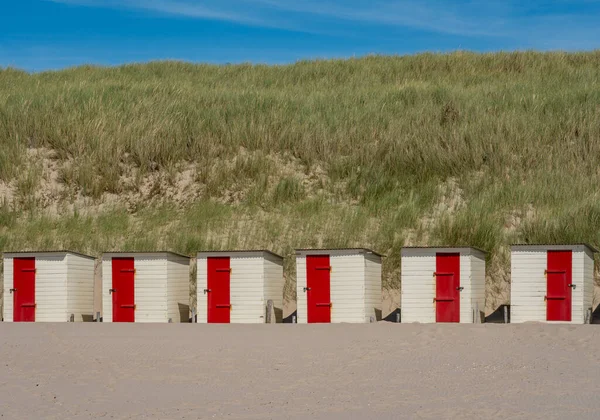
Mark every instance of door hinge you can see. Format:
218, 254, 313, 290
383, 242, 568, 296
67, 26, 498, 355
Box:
204, 288, 211, 294
9, 288, 16, 293
456, 287, 464, 292
568, 283, 576, 289
109, 288, 116, 294
303, 287, 311, 292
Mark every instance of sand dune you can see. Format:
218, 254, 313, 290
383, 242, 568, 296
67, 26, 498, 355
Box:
1, 323, 599, 419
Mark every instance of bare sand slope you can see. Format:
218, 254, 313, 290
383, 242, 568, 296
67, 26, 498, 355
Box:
1, 323, 599, 419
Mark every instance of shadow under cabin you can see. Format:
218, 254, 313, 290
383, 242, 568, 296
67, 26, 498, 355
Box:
101, 252, 190, 323
196, 250, 284, 323
401, 247, 486, 323
3, 251, 95, 322
295, 248, 382, 324
510, 244, 596, 324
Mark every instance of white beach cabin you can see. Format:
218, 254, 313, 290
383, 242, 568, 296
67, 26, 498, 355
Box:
102, 252, 190, 323
3, 251, 95, 322
510, 244, 596, 324
401, 247, 486, 323
196, 250, 284, 323
295, 248, 382, 323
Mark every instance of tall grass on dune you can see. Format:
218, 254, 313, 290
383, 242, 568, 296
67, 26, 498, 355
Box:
1, 51, 600, 312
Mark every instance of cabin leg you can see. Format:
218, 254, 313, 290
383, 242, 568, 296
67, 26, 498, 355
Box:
266, 299, 274, 324
586, 308, 592, 324
503, 306, 509, 324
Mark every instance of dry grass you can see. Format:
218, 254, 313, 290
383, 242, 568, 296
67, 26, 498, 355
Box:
2, 51, 600, 312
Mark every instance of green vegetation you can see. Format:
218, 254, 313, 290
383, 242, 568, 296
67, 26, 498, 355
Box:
2, 51, 600, 311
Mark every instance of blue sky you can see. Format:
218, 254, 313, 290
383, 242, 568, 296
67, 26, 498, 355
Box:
2, 0, 600, 71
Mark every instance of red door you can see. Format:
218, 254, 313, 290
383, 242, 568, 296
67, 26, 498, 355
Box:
306, 255, 331, 323
546, 250, 572, 321
112, 258, 135, 322
435, 253, 460, 323
207, 257, 231, 323
13, 257, 36, 322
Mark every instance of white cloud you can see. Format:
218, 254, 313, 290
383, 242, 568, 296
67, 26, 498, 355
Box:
46, 0, 600, 47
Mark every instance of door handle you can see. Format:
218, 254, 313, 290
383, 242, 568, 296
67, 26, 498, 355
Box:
204, 288, 211, 294
568, 284, 576, 289
303, 287, 311, 292
456, 287, 464, 292
109, 289, 116, 294
9, 288, 16, 293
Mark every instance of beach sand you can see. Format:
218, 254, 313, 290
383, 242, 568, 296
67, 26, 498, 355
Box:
1, 323, 599, 419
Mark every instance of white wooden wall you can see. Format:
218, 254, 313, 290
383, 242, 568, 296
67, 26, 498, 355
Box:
197, 252, 275, 323
471, 253, 486, 322
296, 250, 371, 324
3, 252, 93, 322
511, 246, 592, 324
401, 248, 485, 323
4, 254, 68, 322
400, 250, 436, 323
103, 254, 170, 323
66, 253, 95, 322
263, 253, 284, 322
295, 255, 308, 323
167, 254, 191, 323
583, 247, 594, 322
364, 253, 382, 322
196, 255, 208, 323
3, 256, 15, 322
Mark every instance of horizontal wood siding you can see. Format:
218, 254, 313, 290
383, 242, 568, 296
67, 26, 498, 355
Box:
35, 254, 69, 322
510, 250, 547, 323
66, 253, 95, 322
457, 254, 471, 323
330, 252, 365, 323
297, 251, 368, 323
470, 254, 486, 322
230, 256, 265, 323
196, 256, 208, 323
401, 250, 436, 323
196, 252, 270, 323
3, 257, 14, 322
167, 255, 190, 323
571, 251, 586, 324
102, 253, 170, 323
583, 248, 594, 323
263, 253, 284, 323
134, 256, 168, 323
364, 254, 382, 322
101, 256, 113, 322
296, 256, 308, 323
511, 247, 587, 324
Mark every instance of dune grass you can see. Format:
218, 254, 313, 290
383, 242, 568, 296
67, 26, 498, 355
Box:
2, 51, 600, 312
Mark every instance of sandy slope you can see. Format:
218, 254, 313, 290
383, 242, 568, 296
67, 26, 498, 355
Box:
0, 323, 599, 419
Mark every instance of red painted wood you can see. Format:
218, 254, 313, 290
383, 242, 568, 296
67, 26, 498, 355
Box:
307, 255, 331, 323
207, 257, 231, 323
112, 257, 135, 322
435, 253, 460, 323
13, 257, 36, 322
546, 250, 572, 322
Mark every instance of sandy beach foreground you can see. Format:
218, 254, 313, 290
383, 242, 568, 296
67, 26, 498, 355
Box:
0, 323, 599, 419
